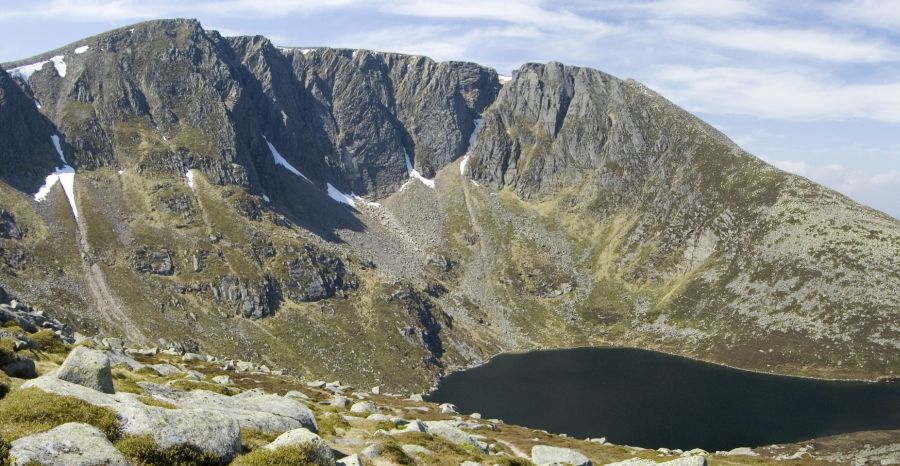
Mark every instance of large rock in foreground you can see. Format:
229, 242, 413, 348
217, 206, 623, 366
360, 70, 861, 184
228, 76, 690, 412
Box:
21, 373, 242, 461
532, 445, 593, 466
9, 422, 129, 466
140, 383, 318, 433
116, 403, 242, 461
56, 346, 114, 394
265, 427, 335, 466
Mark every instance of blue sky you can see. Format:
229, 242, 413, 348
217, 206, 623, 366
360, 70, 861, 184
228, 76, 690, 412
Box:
1, 0, 899, 218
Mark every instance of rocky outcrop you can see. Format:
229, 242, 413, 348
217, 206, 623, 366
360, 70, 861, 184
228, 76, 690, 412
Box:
9, 422, 129, 466
392, 287, 451, 362
0, 210, 22, 239
284, 245, 357, 302
0, 65, 61, 192
209, 275, 278, 319
55, 346, 115, 393
132, 248, 175, 276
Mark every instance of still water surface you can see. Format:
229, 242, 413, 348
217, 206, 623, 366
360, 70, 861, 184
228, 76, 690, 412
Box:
426, 347, 900, 450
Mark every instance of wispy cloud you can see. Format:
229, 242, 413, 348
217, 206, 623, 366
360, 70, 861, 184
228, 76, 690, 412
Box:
832, 0, 900, 29
664, 24, 899, 63
650, 66, 900, 123
640, 0, 766, 18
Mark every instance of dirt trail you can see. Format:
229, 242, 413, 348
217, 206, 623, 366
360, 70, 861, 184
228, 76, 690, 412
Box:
73, 201, 146, 344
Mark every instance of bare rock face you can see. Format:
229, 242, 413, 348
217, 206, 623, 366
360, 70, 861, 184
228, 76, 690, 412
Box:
0, 65, 61, 192
132, 248, 175, 276
284, 246, 357, 302
0, 210, 23, 239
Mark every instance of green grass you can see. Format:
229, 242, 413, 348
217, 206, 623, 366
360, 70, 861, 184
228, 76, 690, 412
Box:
0, 388, 119, 442
168, 380, 235, 396
239, 429, 280, 453
230, 444, 320, 466
116, 434, 224, 466
28, 329, 69, 354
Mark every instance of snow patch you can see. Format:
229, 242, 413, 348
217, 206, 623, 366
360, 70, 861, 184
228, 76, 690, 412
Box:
299, 48, 315, 55
185, 170, 195, 189
49, 56, 66, 77
326, 183, 356, 207
498, 75, 512, 84
468, 118, 483, 146
326, 183, 380, 208
33, 99, 41, 109
460, 156, 470, 175
262, 194, 271, 202
459, 118, 483, 176
74, 45, 90, 54
34, 135, 78, 217
10, 55, 66, 80
117, 170, 124, 175
404, 150, 435, 188
352, 50, 359, 59
50, 134, 65, 162
264, 136, 309, 181
9, 62, 48, 81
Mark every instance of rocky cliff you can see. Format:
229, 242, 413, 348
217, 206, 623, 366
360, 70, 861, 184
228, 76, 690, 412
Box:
0, 19, 897, 390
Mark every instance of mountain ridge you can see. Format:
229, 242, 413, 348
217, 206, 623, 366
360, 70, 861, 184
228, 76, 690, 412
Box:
0, 18, 896, 391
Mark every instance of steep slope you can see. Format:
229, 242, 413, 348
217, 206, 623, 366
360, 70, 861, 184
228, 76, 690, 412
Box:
0, 19, 897, 390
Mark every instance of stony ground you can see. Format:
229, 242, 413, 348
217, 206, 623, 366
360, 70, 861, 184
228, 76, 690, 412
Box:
1, 314, 896, 466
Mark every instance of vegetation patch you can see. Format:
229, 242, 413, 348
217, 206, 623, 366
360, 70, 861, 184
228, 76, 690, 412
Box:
231, 444, 323, 466
0, 388, 118, 442
116, 434, 224, 466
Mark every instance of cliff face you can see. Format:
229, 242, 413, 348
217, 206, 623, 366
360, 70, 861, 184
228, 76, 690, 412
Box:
0, 19, 896, 390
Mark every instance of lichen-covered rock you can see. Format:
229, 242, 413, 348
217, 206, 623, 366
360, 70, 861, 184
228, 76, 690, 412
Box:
264, 427, 335, 465
9, 422, 129, 466
349, 400, 378, 414
659, 457, 707, 466
140, 382, 318, 433
56, 346, 114, 394
531, 445, 592, 466
116, 403, 242, 461
424, 420, 488, 453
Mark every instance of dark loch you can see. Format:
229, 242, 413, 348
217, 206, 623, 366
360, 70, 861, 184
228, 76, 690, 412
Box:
425, 347, 900, 451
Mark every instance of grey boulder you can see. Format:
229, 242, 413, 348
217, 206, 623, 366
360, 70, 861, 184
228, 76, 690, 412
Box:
117, 404, 242, 461
531, 445, 593, 466
265, 427, 335, 465
424, 420, 488, 453
349, 401, 378, 414
55, 346, 114, 394
140, 383, 318, 433
660, 458, 707, 466
9, 422, 129, 466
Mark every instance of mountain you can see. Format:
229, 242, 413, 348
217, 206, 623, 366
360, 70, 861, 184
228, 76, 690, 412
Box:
0, 19, 897, 390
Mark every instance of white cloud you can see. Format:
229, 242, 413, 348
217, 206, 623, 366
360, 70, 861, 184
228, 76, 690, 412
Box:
665, 24, 899, 63
384, 0, 615, 33
832, 0, 900, 29
0, 0, 360, 21
650, 66, 900, 123
762, 156, 900, 217
640, 0, 765, 18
